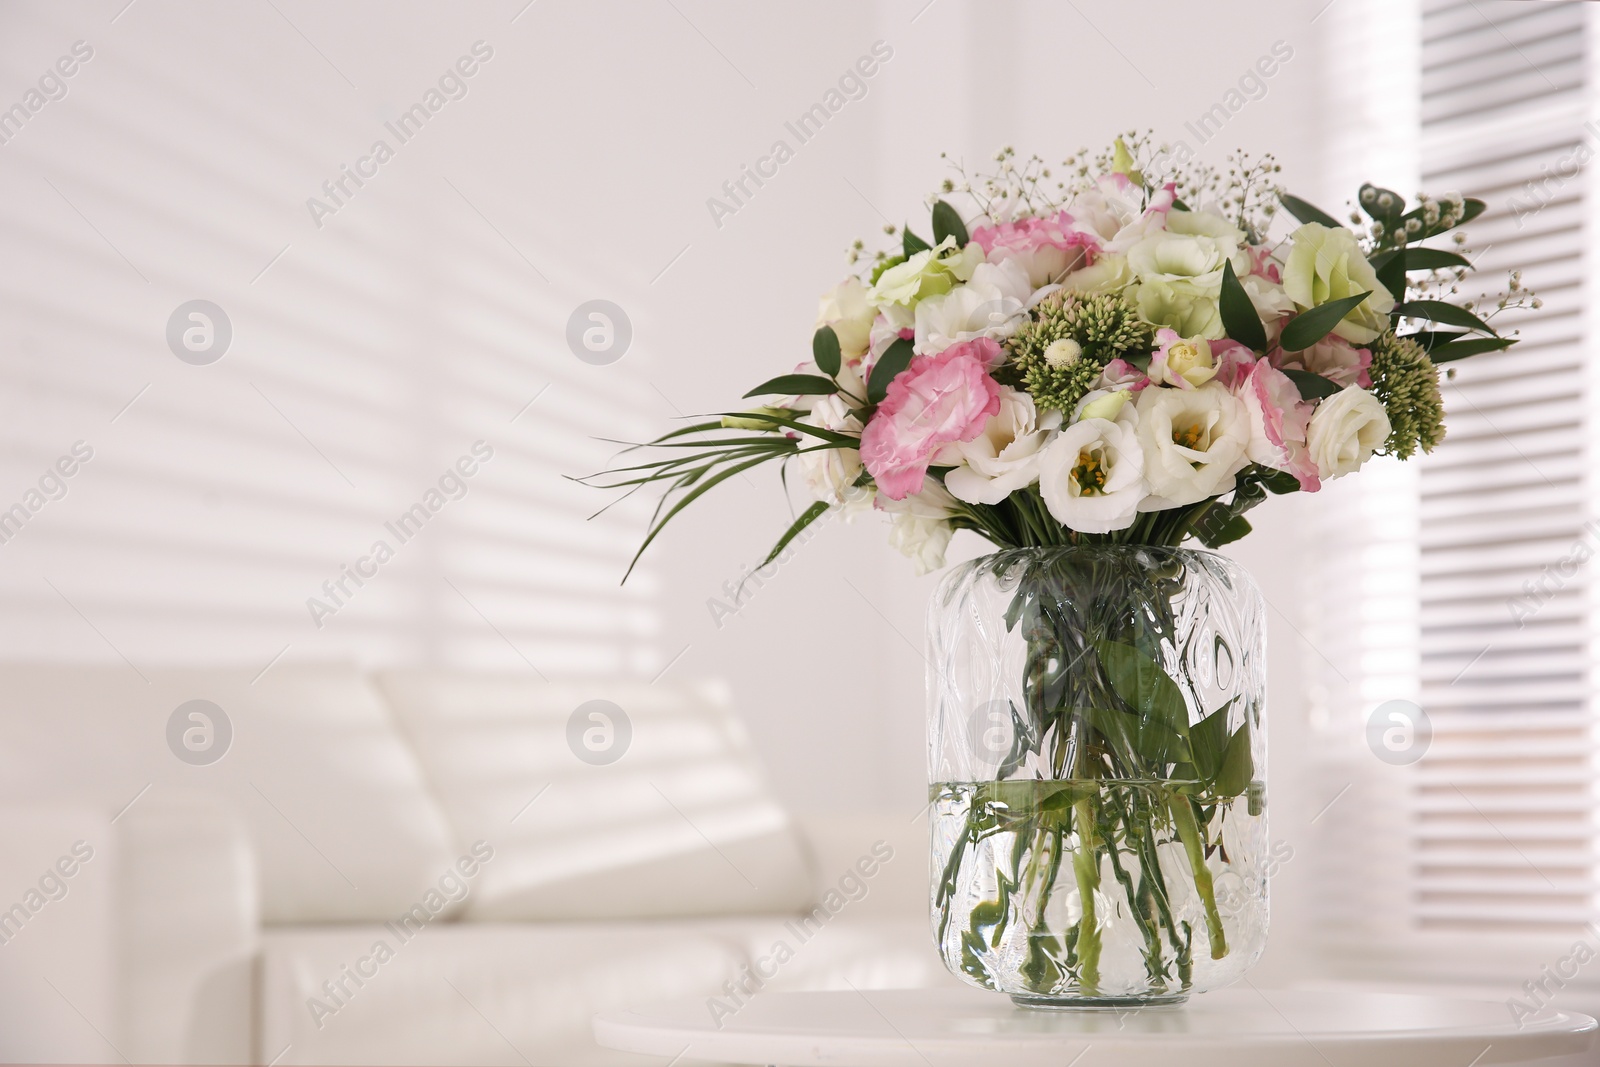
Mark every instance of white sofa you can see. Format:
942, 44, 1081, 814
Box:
0, 664, 946, 1065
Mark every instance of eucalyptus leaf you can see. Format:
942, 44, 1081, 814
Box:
931, 199, 970, 247
1219, 260, 1267, 352
1279, 193, 1341, 228
1257, 467, 1303, 494
1279, 291, 1370, 352
1094, 640, 1191, 739
868, 337, 916, 404
1213, 722, 1254, 798
1084, 705, 1191, 769
743, 373, 839, 399
1190, 703, 1237, 781
903, 226, 931, 257
1195, 513, 1252, 549
1280, 368, 1342, 400
1393, 300, 1496, 335
1427, 336, 1516, 363
812, 325, 842, 377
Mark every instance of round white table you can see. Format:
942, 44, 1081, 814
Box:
593, 986, 1598, 1066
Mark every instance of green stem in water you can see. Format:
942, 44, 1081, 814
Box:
1071, 797, 1103, 992
1169, 792, 1228, 960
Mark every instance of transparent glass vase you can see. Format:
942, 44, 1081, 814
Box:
928, 546, 1268, 1007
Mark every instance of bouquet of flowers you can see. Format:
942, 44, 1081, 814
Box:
586, 135, 1529, 1002
591, 137, 1526, 578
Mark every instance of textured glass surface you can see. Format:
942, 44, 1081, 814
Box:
928, 546, 1267, 1005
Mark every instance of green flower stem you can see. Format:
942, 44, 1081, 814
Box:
1071, 796, 1103, 991
1169, 792, 1228, 960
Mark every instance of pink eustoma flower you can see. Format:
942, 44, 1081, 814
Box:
859, 339, 1002, 500
971, 210, 1099, 287
1237, 357, 1320, 491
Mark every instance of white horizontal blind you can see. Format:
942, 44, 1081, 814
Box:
1413, 0, 1596, 934
1305, 0, 1600, 974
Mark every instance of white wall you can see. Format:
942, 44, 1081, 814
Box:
0, 0, 1341, 837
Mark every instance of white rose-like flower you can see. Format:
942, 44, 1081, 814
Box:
1282, 223, 1397, 344
1038, 416, 1145, 534
814, 277, 877, 361
1059, 252, 1132, 294
796, 366, 872, 515
868, 237, 984, 328
1134, 383, 1251, 508
881, 482, 956, 576
913, 259, 1033, 355
1127, 212, 1251, 340
1305, 385, 1391, 479
941, 386, 1062, 505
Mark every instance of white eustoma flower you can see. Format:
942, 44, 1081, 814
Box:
814, 277, 877, 362
1127, 210, 1252, 340
796, 365, 873, 515
881, 482, 956, 575
868, 237, 984, 328
1038, 413, 1145, 534
940, 386, 1062, 505
913, 259, 1034, 354
1305, 385, 1391, 479
1282, 223, 1397, 344
1134, 382, 1252, 508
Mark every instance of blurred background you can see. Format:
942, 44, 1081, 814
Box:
0, 0, 1592, 1063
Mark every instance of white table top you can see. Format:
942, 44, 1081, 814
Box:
593, 985, 1599, 1067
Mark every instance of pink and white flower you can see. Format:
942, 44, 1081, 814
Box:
1236, 358, 1320, 491
971, 209, 1098, 288
1272, 335, 1372, 389
859, 338, 1002, 500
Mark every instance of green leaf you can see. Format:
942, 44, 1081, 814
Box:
1403, 329, 1469, 352
1219, 260, 1267, 352
1392, 300, 1496, 335
1190, 704, 1232, 781
1458, 197, 1487, 226
756, 499, 830, 569
1280, 368, 1342, 400
1084, 706, 1191, 769
1279, 291, 1371, 352
1396, 247, 1474, 271
1359, 183, 1405, 224
1428, 337, 1516, 363
1280, 193, 1341, 228
812, 326, 842, 377
1195, 514, 1252, 549
902, 226, 931, 257
1213, 722, 1254, 798
1257, 467, 1303, 494
868, 337, 916, 404
931, 200, 969, 247
743, 374, 838, 399
1376, 251, 1407, 303
1094, 640, 1190, 739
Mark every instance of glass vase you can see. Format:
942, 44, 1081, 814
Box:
928, 546, 1267, 1007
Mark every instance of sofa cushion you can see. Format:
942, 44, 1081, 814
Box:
0, 663, 456, 923
372, 672, 815, 920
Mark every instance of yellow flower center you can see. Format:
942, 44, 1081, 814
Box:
1173, 422, 1207, 450
1073, 448, 1109, 496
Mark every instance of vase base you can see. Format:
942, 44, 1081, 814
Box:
1008, 992, 1190, 1011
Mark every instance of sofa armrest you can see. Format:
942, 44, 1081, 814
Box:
117, 792, 258, 1064
791, 811, 929, 922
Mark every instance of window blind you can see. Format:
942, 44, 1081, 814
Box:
1308, 0, 1598, 970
